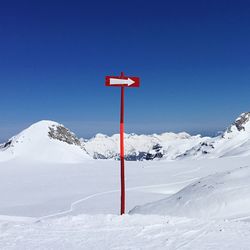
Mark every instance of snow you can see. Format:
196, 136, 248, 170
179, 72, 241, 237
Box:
1, 115, 250, 249
2, 112, 250, 163
82, 131, 207, 160
2, 214, 250, 250
82, 112, 250, 160
0, 120, 90, 163
0, 155, 250, 249
130, 166, 250, 219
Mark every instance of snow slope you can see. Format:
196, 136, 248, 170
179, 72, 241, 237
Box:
0, 145, 250, 248
0, 120, 89, 163
0, 154, 249, 218
130, 166, 250, 219
0, 156, 250, 249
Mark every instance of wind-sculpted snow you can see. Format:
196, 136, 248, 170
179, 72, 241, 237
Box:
130, 166, 250, 219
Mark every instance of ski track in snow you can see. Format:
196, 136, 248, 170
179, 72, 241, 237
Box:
37, 177, 200, 221
171, 167, 201, 177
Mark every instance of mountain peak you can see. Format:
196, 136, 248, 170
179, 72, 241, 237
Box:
11, 120, 81, 146
234, 112, 250, 131
0, 120, 88, 163
224, 112, 250, 138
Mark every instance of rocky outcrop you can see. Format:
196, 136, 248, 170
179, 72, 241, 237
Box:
226, 112, 250, 133
0, 140, 12, 150
48, 124, 81, 146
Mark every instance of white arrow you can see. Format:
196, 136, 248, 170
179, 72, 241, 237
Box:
110, 78, 135, 86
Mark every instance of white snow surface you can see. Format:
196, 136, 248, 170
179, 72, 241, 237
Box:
2, 214, 250, 250
130, 166, 250, 219
0, 155, 250, 249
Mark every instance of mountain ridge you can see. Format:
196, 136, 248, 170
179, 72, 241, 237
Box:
1, 112, 250, 162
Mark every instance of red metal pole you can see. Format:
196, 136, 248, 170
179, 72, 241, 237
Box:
120, 74, 125, 215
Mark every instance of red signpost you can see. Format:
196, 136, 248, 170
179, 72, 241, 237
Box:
105, 72, 140, 215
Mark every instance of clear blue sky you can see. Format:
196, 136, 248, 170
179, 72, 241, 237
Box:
0, 0, 250, 140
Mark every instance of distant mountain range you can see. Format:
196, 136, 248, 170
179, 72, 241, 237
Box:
1, 112, 250, 162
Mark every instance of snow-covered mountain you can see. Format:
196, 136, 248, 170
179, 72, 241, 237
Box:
181, 112, 250, 159
1, 112, 250, 162
81, 132, 208, 161
81, 112, 250, 160
0, 120, 90, 163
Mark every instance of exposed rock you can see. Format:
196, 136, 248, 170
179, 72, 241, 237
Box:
0, 140, 13, 151
226, 112, 250, 133
146, 152, 163, 160
93, 152, 111, 160
146, 144, 164, 160
124, 152, 147, 161
152, 144, 162, 152
48, 125, 81, 146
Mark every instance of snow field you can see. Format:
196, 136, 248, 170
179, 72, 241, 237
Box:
1, 114, 250, 249
1, 214, 250, 250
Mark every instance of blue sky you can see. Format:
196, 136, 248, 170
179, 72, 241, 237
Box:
0, 0, 250, 140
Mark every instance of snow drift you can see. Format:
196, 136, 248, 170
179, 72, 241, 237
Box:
130, 166, 250, 219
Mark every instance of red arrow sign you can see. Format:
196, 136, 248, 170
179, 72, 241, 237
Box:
105, 75, 140, 88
